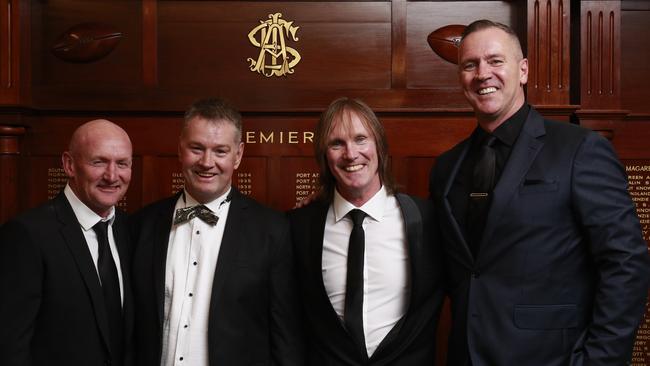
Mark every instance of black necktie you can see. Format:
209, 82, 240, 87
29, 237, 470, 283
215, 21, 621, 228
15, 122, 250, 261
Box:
173, 205, 219, 226
92, 221, 124, 365
467, 134, 497, 257
344, 209, 368, 360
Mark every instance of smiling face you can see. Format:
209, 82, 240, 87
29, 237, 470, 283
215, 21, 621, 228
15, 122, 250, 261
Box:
458, 27, 528, 131
179, 117, 243, 204
325, 110, 381, 206
63, 120, 132, 218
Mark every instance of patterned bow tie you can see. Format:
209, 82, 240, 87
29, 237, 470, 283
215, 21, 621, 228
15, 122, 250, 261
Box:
173, 205, 219, 226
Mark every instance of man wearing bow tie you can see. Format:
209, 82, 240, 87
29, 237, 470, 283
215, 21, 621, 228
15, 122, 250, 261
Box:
130, 98, 303, 366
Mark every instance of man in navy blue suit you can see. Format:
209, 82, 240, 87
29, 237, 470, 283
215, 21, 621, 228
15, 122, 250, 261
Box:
429, 19, 650, 365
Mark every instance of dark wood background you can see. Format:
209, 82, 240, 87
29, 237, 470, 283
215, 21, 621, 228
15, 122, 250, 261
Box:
1, 0, 649, 364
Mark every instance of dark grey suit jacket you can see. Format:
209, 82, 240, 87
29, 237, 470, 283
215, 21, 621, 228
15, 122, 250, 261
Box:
288, 193, 444, 366
0, 192, 134, 366
430, 106, 650, 366
130, 188, 303, 366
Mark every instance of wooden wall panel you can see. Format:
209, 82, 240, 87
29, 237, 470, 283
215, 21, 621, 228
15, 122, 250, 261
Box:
0, 125, 24, 222
31, 0, 142, 86
526, 0, 571, 105
405, 1, 516, 91
29, 0, 143, 108
158, 2, 391, 91
621, 2, 650, 115
0, 0, 25, 105
580, 0, 621, 110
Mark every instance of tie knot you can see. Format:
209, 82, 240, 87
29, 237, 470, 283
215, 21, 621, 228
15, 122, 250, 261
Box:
174, 205, 219, 226
349, 209, 366, 227
92, 221, 109, 237
483, 134, 497, 147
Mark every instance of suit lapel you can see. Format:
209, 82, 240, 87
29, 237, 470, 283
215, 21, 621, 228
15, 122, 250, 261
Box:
370, 194, 420, 361
441, 137, 475, 264
54, 193, 112, 354
209, 189, 246, 319
113, 211, 133, 340
479, 109, 546, 262
152, 194, 178, 328
305, 201, 363, 360
309, 202, 344, 327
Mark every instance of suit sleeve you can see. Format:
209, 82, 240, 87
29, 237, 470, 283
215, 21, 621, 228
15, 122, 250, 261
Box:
571, 132, 650, 364
269, 217, 305, 365
0, 220, 43, 366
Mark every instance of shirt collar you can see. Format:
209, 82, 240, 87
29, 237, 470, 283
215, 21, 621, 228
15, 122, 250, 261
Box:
181, 187, 232, 213
64, 184, 115, 231
492, 103, 529, 147
332, 185, 388, 223
474, 103, 530, 147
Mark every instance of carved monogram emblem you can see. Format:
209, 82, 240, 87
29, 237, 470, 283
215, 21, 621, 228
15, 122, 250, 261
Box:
247, 13, 301, 77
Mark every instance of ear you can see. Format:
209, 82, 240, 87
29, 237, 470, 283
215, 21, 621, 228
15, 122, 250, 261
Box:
233, 142, 244, 170
519, 58, 529, 85
62, 151, 75, 178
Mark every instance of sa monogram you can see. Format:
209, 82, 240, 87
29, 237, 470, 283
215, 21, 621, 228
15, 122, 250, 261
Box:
247, 13, 301, 77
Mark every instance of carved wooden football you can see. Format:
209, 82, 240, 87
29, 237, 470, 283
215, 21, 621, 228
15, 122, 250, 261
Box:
51, 23, 122, 63
427, 24, 466, 64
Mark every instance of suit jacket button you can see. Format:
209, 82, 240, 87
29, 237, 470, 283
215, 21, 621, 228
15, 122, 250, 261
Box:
471, 271, 480, 278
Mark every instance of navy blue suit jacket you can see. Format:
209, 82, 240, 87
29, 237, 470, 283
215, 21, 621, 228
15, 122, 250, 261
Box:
430, 106, 650, 365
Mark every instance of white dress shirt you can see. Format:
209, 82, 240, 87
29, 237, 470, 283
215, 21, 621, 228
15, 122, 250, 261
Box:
161, 188, 232, 366
63, 184, 124, 304
322, 186, 410, 356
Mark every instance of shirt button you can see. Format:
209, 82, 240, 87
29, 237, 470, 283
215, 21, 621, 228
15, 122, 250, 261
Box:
193, 261, 197, 266
179, 356, 184, 361
196, 230, 200, 235
184, 324, 188, 328
189, 292, 193, 297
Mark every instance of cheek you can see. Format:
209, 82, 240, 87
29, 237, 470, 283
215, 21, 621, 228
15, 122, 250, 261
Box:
120, 170, 132, 183
325, 151, 339, 168
180, 154, 196, 169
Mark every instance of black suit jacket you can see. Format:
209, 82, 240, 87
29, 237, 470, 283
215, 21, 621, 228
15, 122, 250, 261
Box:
130, 189, 303, 366
288, 193, 444, 365
0, 192, 134, 366
430, 106, 650, 366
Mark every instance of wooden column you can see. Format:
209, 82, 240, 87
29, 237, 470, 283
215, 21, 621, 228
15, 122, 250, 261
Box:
526, 0, 571, 108
0, 0, 21, 104
0, 124, 25, 223
576, 0, 625, 136
579, 0, 621, 110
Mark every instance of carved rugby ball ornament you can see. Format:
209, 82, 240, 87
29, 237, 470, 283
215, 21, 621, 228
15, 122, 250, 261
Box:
51, 23, 123, 63
427, 24, 466, 65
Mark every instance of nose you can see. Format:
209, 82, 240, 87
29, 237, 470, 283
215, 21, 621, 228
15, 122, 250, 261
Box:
198, 151, 214, 167
104, 163, 118, 182
342, 142, 359, 160
475, 61, 490, 81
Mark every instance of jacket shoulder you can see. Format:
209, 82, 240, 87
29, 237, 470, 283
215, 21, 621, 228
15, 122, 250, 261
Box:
130, 196, 177, 222
239, 194, 288, 224
287, 200, 328, 225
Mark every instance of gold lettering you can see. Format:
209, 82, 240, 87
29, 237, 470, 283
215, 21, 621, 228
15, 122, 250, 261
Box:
303, 131, 314, 144
260, 131, 274, 143
246, 131, 256, 144
288, 131, 298, 144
